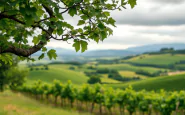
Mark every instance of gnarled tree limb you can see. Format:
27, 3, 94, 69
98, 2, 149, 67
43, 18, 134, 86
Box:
0, 4, 55, 57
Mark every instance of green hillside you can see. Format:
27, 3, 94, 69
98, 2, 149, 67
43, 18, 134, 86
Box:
124, 54, 185, 66
97, 63, 166, 73
0, 91, 88, 115
109, 74, 185, 91
25, 53, 185, 89
27, 64, 88, 84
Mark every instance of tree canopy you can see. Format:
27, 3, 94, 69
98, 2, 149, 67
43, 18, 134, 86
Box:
0, 55, 27, 92
0, 0, 137, 63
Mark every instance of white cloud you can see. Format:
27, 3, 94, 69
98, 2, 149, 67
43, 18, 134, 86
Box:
46, 24, 185, 50
45, 0, 185, 50
112, 0, 185, 26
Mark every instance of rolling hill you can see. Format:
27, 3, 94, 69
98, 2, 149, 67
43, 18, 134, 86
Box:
124, 54, 185, 66
97, 63, 166, 73
25, 48, 185, 91
27, 64, 88, 84
109, 74, 185, 91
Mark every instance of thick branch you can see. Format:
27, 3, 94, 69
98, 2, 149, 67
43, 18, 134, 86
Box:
0, 5, 55, 57
0, 13, 25, 24
1, 40, 47, 57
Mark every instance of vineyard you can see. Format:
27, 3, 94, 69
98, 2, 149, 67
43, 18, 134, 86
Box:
14, 80, 185, 115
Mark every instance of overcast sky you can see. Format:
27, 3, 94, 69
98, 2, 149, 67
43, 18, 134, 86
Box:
47, 0, 185, 50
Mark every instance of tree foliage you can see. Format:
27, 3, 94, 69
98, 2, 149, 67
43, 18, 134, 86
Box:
0, 55, 27, 92
0, 0, 137, 63
6, 67, 27, 90
87, 76, 101, 84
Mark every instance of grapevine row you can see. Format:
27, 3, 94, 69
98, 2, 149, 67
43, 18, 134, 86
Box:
14, 80, 185, 115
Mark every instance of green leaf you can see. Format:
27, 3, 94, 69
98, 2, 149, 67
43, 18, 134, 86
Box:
62, 22, 74, 29
77, 28, 83, 33
108, 17, 116, 27
47, 49, 57, 60
54, 7, 59, 14
80, 40, 88, 52
100, 0, 105, 4
72, 40, 80, 52
44, 14, 47, 18
107, 27, 113, 35
81, 15, 88, 20
103, 11, 110, 17
98, 23, 105, 30
71, 30, 78, 35
32, 36, 39, 45
0, 54, 13, 65
57, 29, 63, 36
92, 33, 100, 43
7, 10, 18, 15
94, 37, 99, 43
38, 53, 45, 60
128, 0, 137, 8
121, 0, 127, 6
37, 8, 44, 17
42, 47, 47, 52
100, 31, 107, 41
20, 7, 26, 15
77, 20, 85, 26
68, 7, 77, 17
74, 0, 81, 3
25, 15, 34, 26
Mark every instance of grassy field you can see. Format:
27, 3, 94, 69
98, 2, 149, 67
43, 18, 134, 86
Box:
0, 91, 89, 115
101, 74, 121, 83
119, 71, 147, 79
27, 64, 88, 84
97, 63, 167, 73
24, 54, 185, 90
108, 74, 185, 91
27, 64, 126, 84
124, 54, 185, 66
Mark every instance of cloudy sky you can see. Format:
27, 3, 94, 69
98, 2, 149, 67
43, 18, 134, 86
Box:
47, 0, 185, 50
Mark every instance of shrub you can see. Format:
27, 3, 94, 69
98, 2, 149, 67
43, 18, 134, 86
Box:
69, 66, 75, 70
108, 73, 124, 81
84, 71, 98, 77
44, 65, 49, 70
135, 70, 164, 77
30, 67, 34, 71
87, 66, 96, 70
96, 68, 110, 74
35, 68, 40, 70
96, 69, 118, 74
87, 76, 101, 84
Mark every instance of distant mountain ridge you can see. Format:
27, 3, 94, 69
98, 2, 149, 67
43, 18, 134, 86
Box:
33, 43, 185, 58
125, 43, 185, 53
80, 49, 137, 57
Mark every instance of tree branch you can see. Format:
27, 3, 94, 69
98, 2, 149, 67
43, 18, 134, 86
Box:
0, 13, 25, 24
1, 40, 47, 57
0, 5, 55, 57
